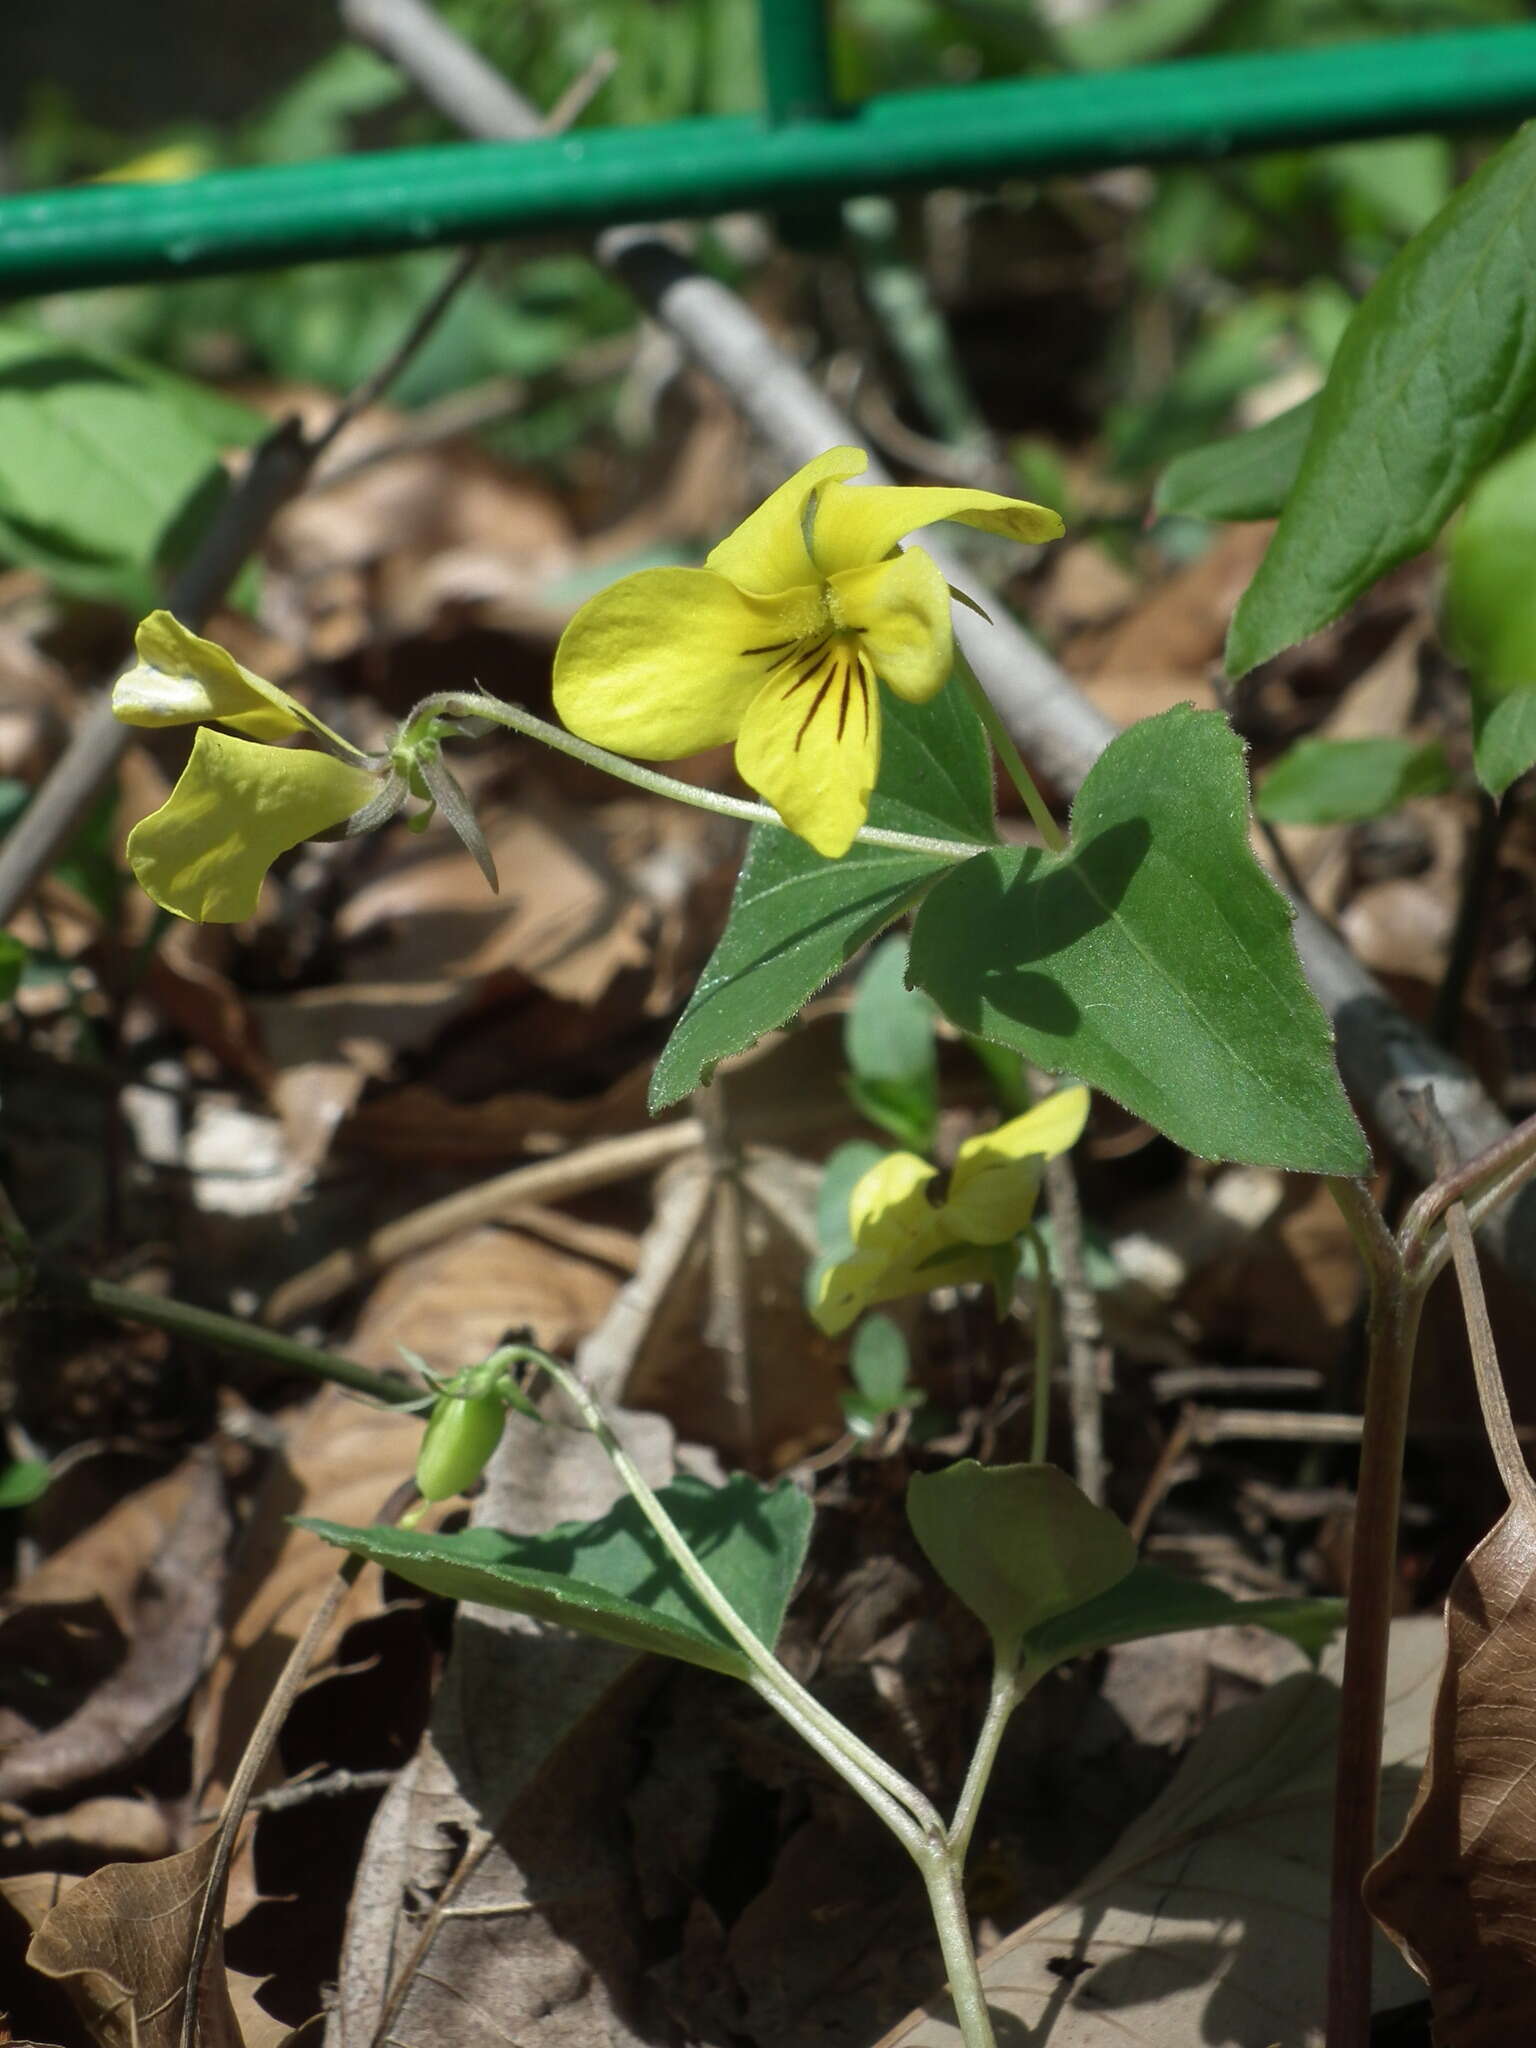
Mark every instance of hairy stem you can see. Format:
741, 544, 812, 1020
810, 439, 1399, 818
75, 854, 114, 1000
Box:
524, 1350, 944, 1845
953, 660, 1067, 853
31, 1263, 417, 1408
421, 692, 988, 862
948, 1659, 1023, 1868
919, 1848, 999, 2048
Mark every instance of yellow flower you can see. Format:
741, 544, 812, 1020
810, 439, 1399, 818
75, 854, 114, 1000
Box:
813, 1085, 1090, 1336
552, 448, 1062, 859
113, 612, 383, 923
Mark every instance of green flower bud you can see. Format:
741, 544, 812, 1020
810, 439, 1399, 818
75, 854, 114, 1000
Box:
414, 1389, 507, 1502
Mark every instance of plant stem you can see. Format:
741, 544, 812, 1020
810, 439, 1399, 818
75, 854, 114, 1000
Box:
524, 1349, 944, 1844
31, 1263, 418, 1408
953, 660, 1067, 854
948, 1659, 1023, 1868
519, 1346, 1010, 2047
420, 692, 988, 863
919, 1847, 999, 2048
1324, 1177, 1421, 2048
1024, 1222, 1056, 1465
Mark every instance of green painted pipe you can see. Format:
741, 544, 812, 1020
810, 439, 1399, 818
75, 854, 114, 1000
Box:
2, 29, 1535, 296
760, 0, 837, 124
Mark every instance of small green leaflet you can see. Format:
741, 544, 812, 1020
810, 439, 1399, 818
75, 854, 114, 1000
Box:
1024, 1563, 1342, 1672
1155, 395, 1315, 524
1228, 124, 1536, 678
1475, 688, 1536, 797
650, 682, 995, 1111
301, 1471, 812, 1681
909, 705, 1368, 1174
1256, 735, 1451, 825
0, 1460, 50, 1509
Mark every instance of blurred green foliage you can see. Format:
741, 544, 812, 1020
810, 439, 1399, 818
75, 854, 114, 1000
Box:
1, 0, 1526, 587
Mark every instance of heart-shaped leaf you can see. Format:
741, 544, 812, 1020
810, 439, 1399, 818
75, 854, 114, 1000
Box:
906, 1462, 1136, 1663
650, 683, 994, 1111
909, 704, 1368, 1172
302, 1470, 812, 1680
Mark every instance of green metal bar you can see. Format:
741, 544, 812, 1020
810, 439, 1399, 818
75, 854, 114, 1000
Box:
3, 29, 1535, 297
760, 0, 838, 124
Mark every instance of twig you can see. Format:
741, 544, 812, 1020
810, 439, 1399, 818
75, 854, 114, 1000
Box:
262, 1119, 704, 1325
1044, 1151, 1104, 1503
181, 1481, 415, 2048
1324, 1174, 1421, 2048
310, 247, 485, 460
1419, 1098, 1536, 1518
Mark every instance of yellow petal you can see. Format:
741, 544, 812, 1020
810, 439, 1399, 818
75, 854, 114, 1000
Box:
813, 1235, 995, 1336
829, 547, 953, 705
734, 639, 881, 858
706, 447, 867, 595
943, 1086, 1091, 1245
126, 729, 380, 923
812, 481, 1064, 579
553, 567, 823, 760
114, 612, 362, 755
849, 1150, 938, 1248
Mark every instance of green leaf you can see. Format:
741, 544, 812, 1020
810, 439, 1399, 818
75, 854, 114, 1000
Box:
0, 324, 250, 607
815, 1140, 889, 1258
302, 1471, 812, 1682
1255, 735, 1451, 825
0, 1460, 50, 1510
1227, 124, 1536, 678
906, 1461, 1136, 1662
1154, 396, 1315, 523
0, 933, 26, 1003
1474, 686, 1536, 797
1443, 428, 1536, 712
649, 684, 994, 1111
1023, 1562, 1344, 1673
910, 706, 1368, 1173
846, 934, 936, 1086
850, 1315, 913, 1410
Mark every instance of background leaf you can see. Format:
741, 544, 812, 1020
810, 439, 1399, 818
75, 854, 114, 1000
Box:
0, 323, 262, 607
1227, 124, 1536, 677
845, 934, 939, 1150
909, 705, 1368, 1173
906, 1461, 1136, 1661
649, 683, 994, 1111
1255, 734, 1451, 824
1154, 393, 1314, 522
303, 1471, 813, 1681
1475, 687, 1536, 797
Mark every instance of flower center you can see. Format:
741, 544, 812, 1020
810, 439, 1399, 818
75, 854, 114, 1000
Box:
740, 610, 875, 753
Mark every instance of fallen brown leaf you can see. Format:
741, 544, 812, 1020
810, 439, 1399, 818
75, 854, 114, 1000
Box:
27, 1836, 247, 2048
0, 1458, 230, 1806
345, 1221, 619, 1374
1365, 1504, 1536, 2044
874, 1615, 1442, 2046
